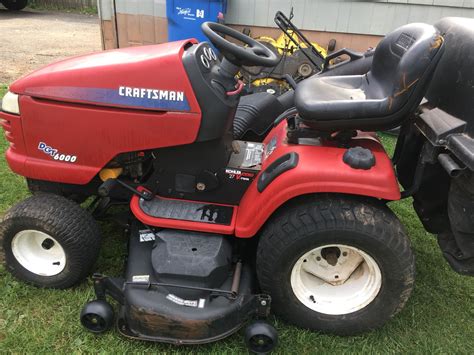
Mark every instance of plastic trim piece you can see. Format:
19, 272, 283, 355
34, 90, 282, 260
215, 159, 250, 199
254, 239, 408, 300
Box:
257, 152, 299, 192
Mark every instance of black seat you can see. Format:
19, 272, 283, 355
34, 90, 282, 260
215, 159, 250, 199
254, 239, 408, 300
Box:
295, 23, 444, 131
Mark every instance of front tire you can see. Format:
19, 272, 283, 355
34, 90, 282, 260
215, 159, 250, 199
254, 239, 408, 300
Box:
256, 195, 415, 335
0, 194, 101, 288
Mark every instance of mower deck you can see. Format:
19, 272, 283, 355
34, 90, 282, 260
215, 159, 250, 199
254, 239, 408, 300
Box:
84, 222, 272, 345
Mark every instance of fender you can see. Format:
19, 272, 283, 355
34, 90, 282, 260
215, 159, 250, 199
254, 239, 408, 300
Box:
235, 121, 400, 238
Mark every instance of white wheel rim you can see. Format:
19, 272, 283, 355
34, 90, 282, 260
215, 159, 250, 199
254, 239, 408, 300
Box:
11, 230, 66, 276
290, 244, 382, 315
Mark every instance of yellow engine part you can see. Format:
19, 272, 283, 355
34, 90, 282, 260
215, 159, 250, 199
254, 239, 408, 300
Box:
251, 78, 289, 93
99, 168, 123, 182
246, 31, 328, 91
257, 30, 327, 57
252, 77, 279, 86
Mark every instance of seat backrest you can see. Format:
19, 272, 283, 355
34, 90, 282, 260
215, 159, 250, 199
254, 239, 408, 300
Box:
367, 23, 444, 112
426, 17, 474, 135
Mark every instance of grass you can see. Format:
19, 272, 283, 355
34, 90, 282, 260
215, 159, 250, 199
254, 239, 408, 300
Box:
27, 1, 98, 16
0, 85, 473, 353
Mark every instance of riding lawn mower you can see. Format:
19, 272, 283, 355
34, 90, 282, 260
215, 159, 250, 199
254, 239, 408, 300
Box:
0, 15, 473, 353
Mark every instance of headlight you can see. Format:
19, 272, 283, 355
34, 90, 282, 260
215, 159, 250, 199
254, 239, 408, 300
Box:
1, 91, 20, 115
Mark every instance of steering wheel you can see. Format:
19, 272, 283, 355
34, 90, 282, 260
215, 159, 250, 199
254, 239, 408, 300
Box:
201, 22, 280, 68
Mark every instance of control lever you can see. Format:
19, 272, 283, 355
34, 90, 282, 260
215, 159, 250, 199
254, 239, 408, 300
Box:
98, 179, 153, 201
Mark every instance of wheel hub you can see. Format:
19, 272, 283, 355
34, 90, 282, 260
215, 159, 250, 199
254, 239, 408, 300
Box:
302, 246, 364, 286
11, 230, 66, 276
290, 244, 382, 315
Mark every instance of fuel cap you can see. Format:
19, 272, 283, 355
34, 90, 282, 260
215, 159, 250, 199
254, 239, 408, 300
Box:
343, 146, 376, 170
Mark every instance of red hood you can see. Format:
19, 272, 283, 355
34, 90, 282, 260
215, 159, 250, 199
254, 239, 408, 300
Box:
10, 39, 200, 113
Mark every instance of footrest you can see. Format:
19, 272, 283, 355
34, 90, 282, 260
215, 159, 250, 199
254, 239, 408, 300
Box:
131, 192, 237, 234
140, 197, 233, 225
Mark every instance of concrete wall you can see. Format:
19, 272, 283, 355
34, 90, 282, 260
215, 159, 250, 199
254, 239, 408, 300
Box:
98, 0, 474, 51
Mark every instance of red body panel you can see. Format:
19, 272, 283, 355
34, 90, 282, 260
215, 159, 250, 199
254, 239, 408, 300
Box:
234, 121, 400, 238
0, 111, 27, 174
10, 40, 200, 113
10, 96, 200, 184
2, 40, 202, 184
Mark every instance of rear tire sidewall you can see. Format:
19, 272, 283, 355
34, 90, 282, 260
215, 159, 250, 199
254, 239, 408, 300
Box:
257, 202, 414, 335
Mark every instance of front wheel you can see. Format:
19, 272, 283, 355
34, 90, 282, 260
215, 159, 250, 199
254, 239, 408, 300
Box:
1, 0, 28, 10
257, 195, 415, 335
0, 194, 101, 288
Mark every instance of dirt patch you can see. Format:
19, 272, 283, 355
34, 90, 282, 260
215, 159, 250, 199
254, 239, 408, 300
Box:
0, 9, 101, 84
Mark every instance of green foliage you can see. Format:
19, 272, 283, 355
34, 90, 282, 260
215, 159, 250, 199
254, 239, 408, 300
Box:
28, 1, 98, 15
0, 87, 472, 353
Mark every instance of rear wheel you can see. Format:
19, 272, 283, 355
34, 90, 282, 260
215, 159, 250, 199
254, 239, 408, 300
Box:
256, 195, 415, 335
0, 194, 101, 288
1, 0, 28, 10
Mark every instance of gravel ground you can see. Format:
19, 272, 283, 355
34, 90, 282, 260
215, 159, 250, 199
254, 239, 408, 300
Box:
0, 8, 101, 84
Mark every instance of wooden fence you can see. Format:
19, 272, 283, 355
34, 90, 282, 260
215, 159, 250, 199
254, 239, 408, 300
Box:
31, 0, 97, 9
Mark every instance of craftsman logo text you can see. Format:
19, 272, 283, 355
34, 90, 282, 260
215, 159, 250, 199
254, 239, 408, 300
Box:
119, 86, 185, 102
